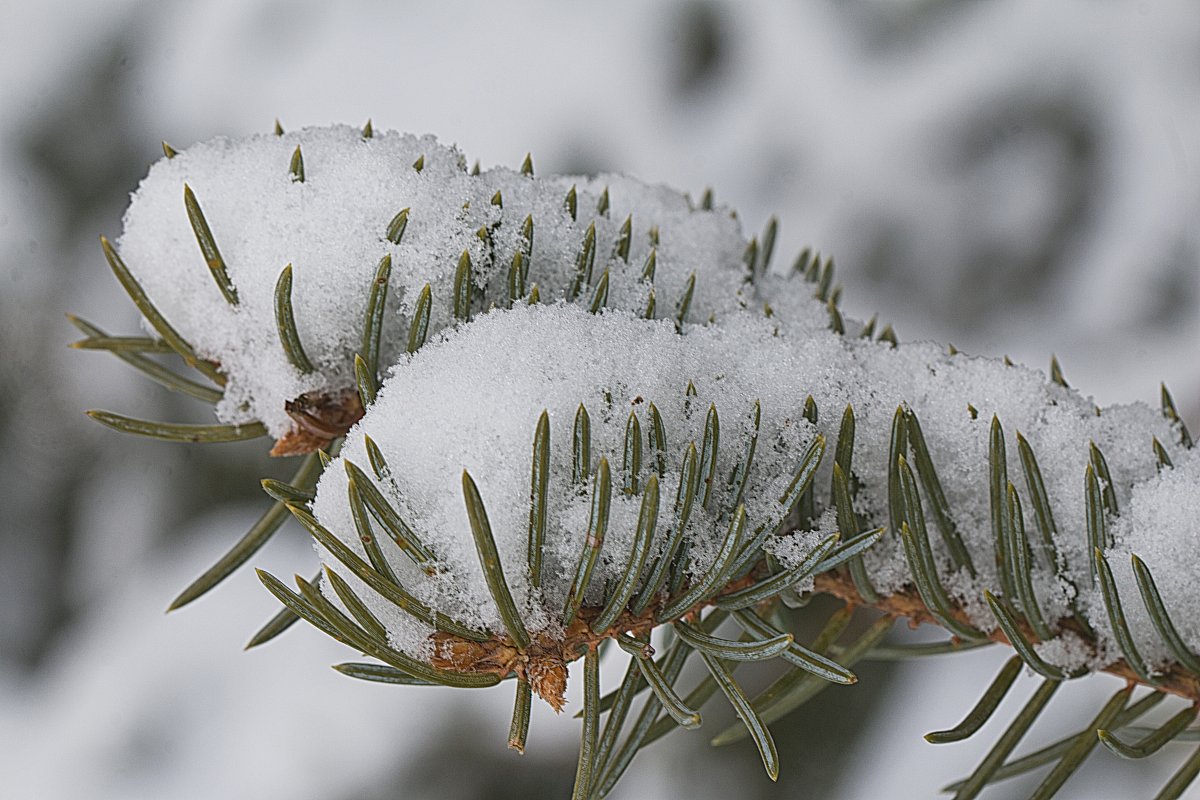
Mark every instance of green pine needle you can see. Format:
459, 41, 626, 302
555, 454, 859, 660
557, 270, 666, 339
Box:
462, 469, 531, 651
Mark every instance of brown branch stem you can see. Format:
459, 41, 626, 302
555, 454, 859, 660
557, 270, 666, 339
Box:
428, 562, 1200, 709
814, 570, 1200, 703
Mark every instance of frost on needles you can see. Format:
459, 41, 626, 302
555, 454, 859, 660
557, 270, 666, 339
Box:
83, 123, 1200, 794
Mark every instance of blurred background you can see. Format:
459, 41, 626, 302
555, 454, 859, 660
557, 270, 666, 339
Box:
2, 1, 1198, 797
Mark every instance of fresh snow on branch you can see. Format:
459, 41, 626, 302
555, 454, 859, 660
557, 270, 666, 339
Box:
313, 298, 1195, 674
116, 125, 1197, 680
119, 125, 747, 437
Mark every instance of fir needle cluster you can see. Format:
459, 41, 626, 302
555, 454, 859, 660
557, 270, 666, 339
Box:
76, 123, 1200, 799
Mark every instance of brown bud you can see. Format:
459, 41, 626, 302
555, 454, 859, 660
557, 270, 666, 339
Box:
271, 389, 365, 456
527, 654, 568, 713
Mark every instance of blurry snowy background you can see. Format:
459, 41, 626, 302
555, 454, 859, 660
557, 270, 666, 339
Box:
2, 1, 1198, 798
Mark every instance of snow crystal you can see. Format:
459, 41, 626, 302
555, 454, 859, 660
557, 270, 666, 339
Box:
765, 510, 838, 565
1035, 630, 1097, 676
117, 125, 751, 437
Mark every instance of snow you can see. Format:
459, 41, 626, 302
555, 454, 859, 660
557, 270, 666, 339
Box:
311, 304, 822, 652
310, 294, 1189, 675
118, 126, 749, 437
1102, 452, 1200, 668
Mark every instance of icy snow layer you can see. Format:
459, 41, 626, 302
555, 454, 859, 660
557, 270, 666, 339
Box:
117, 125, 750, 437
311, 301, 1194, 674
